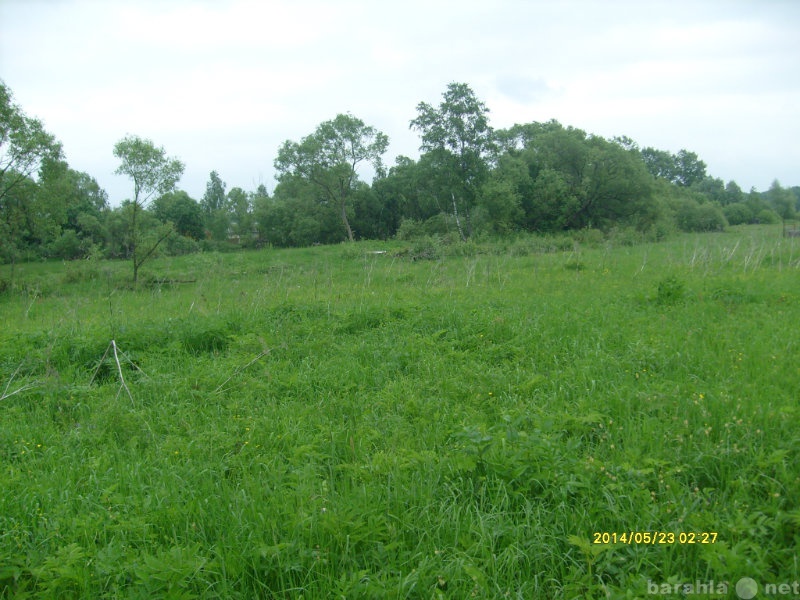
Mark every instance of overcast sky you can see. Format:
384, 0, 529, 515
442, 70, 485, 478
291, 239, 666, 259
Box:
2, 0, 798, 205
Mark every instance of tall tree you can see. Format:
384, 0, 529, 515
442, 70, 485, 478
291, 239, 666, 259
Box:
674, 149, 707, 187
493, 121, 657, 232
641, 147, 706, 187
0, 80, 63, 207
152, 190, 204, 239
37, 161, 109, 257
200, 170, 229, 241
226, 186, 251, 238
1, 80, 63, 264
768, 179, 796, 235
724, 180, 746, 205
275, 113, 388, 242
410, 82, 493, 240
201, 170, 226, 213
113, 135, 184, 284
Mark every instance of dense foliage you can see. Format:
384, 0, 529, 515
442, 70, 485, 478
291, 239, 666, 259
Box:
2, 79, 797, 272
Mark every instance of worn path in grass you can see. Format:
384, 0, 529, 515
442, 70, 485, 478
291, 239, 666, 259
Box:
1, 226, 798, 597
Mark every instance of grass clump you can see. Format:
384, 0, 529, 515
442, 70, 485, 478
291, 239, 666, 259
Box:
655, 275, 686, 305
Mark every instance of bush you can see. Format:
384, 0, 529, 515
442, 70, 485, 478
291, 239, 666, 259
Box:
61, 261, 99, 284
449, 239, 483, 257
572, 228, 605, 247
675, 201, 728, 232
49, 230, 87, 260
723, 202, 754, 226
409, 237, 442, 261
395, 218, 423, 241
339, 243, 362, 259
165, 234, 200, 256
644, 218, 675, 242
606, 227, 642, 247
396, 213, 460, 240
422, 213, 456, 237
656, 275, 686, 305
754, 209, 780, 224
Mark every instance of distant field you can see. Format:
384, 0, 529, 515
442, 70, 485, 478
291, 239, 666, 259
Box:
1, 225, 798, 598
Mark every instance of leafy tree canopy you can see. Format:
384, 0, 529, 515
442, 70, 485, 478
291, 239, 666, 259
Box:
275, 113, 389, 242
201, 170, 227, 214
113, 135, 184, 208
113, 135, 184, 283
410, 82, 494, 239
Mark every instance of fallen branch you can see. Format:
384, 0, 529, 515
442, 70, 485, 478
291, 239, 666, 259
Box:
89, 340, 147, 405
1, 363, 40, 401
214, 348, 271, 395
111, 340, 133, 404
146, 278, 197, 286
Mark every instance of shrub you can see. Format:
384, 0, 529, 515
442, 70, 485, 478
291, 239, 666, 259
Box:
754, 209, 780, 224
646, 218, 675, 242
49, 230, 87, 260
449, 239, 483, 257
395, 218, 424, 241
675, 201, 728, 232
61, 260, 99, 284
607, 227, 642, 247
409, 237, 442, 261
572, 228, 605, 247
723, 202, 754, 226
165, 234, 200, 256
554, 235, 575, 251
656, 275, 686, 305
422, 212, 456, 237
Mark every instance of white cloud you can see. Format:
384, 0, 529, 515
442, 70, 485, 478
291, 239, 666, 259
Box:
2, 0, 799, 202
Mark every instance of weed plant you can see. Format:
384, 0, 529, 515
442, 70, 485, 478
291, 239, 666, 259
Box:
0, 226, 798, 598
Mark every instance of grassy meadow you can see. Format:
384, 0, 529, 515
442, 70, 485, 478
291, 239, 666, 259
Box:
1, 226, 798, 598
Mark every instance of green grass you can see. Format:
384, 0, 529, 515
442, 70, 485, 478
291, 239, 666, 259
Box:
1, 226, 799, 598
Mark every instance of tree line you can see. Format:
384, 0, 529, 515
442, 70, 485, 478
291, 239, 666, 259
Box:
2, 79, 798, 274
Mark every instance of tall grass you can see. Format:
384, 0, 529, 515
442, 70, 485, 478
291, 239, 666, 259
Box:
1, 226, 798, 598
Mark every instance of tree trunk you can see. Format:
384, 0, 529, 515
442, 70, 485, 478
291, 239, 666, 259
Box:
451, 192, 465, 241
341, 201, 354, 242
131, 201, 139, 286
